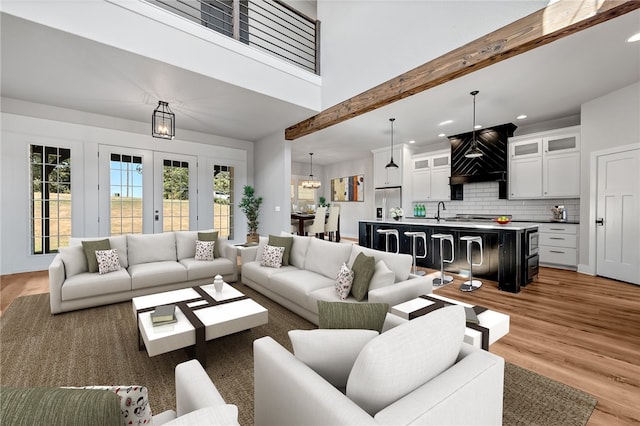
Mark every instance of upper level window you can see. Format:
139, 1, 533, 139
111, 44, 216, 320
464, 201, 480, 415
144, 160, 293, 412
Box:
30, 145, 71, 254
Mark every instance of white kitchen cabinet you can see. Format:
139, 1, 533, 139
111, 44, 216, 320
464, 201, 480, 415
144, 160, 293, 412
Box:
509, 126, 580, 199
538, 223, 578, 269
411, 150, 450, 201
373, 146, 403, 187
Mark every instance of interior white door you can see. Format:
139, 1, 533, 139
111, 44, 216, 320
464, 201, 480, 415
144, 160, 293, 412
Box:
596, 148, 640, 285
153, 153, 198, 233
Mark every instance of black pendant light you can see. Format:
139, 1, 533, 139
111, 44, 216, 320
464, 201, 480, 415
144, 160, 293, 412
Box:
464, 90, 483, 158
152, 101, 175, 140
301, 153, 321, 189
386, 118, 399, 169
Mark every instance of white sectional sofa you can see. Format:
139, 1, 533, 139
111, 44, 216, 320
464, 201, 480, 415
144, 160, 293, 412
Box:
240, 233, 432, 325
49, 231, 237, 314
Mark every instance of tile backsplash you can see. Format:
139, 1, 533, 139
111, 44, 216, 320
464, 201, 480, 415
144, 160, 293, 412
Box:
412, 182, 580, 222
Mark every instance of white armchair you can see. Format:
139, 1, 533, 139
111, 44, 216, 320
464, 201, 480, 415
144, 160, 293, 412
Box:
254, 305, 504, 425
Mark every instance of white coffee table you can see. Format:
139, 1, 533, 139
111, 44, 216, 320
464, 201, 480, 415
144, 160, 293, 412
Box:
391, 294, 509, 350
132, 283, 268, 366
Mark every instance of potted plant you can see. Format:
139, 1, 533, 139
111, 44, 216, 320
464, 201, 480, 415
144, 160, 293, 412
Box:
239, 185, 263, 243
318, 196, 330, 208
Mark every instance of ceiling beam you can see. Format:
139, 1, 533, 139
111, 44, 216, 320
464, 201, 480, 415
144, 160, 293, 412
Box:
286, 0, 640, 141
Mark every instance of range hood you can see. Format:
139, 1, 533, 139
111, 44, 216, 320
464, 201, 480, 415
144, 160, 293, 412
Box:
448, 123, 516, 199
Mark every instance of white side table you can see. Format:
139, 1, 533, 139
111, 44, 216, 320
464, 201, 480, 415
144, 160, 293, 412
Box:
391, 294, 510, 350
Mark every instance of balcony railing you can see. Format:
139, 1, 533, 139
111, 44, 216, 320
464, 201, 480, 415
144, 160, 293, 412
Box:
148, 0, 320, 74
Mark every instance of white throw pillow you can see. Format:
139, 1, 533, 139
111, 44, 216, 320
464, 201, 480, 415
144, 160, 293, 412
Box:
260, 244, 285, 268
335, 263, 354, 300
346, 305, 465, 415
195, 240, 215, 261
289, 329, 379, 388
95, 249, 122, 275
368, 260, 396, 292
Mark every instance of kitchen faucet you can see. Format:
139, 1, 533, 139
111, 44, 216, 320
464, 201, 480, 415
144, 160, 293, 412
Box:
436, 201, 446, 222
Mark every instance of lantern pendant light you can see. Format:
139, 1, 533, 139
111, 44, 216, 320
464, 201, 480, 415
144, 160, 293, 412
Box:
386, 118, 399, 169
301, 153, 321, 189
152, 101, 175, 140
464, 90, 483, 158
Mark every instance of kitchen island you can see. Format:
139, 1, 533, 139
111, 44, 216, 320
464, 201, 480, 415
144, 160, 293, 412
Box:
358, 218, 539, 293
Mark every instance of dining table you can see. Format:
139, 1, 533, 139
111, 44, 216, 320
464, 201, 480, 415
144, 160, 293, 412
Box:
291, 211, 340, 242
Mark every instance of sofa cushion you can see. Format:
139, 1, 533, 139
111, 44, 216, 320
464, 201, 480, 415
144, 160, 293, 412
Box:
335, 263, 354, 300
82, 239, 111, 273
195, 240, 215, 261
127, 233, 177, 265
175, 231, 198, 260
59, 244, 88, 278
349, 245, 412, 283
289, 329, 379, 388
129, 261, 187, 290
62, 269, 132, 301
346, 305, 465, 415
241, 261, 296, 287
304, 238, 353, 280
180, 258, 235, 281
318, 301, 389, 333
350, 252, 376, 301
198, 231, 220, 258
279, 232, 311, 269
268, 269, 335, 308
95, 249, 122, 275
307, 286, 361, 313
368, 260, 395, 292
260, 245, 285, 268
0, 387, 121, 426
268, 235, 293, 266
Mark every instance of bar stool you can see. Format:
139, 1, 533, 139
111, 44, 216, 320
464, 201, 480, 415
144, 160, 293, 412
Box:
460, 236, 483, 292
431, 233, 454, 286
404, 231, 427, 276
376, 229, 399, 254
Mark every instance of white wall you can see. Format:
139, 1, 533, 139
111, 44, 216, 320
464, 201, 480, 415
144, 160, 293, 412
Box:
0, 105, 252, 275
578, 82, 640, 274
317, 0, 547, 108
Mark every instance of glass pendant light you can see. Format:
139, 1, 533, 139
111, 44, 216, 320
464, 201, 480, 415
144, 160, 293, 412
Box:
464, 91, 483, 158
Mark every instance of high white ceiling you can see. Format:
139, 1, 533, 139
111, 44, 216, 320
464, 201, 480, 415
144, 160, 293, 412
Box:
2, 9, 639, 165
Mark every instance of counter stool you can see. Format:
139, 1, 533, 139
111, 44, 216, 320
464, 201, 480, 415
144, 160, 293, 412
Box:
431, 233, 454, 286
404, 231, 427, 276
460, 235, 483, 292
377, 229, 399, 254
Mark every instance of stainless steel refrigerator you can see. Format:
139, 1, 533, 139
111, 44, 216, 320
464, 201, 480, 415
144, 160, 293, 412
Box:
374, 186, 402, 220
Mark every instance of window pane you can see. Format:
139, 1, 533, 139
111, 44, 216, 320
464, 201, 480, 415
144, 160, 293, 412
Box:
213, 165, 233, 239
30, 144, 71, 254
163, 161, 189, 232
110, 155, 143, 235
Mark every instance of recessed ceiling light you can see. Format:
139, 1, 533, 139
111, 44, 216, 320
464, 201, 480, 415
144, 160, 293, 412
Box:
409, 140, 416, 144
628, 32, 640, 43
517, 114, 527, 120
438, 133, 446, 137
439, 120, 453, 126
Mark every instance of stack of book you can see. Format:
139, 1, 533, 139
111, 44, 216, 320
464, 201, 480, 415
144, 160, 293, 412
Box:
151, 304, 176, 326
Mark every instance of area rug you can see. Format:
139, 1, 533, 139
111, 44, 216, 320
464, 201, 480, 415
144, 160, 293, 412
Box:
0, 286, 596, 426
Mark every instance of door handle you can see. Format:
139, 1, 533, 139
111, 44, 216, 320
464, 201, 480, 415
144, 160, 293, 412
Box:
595, 218, 604, 226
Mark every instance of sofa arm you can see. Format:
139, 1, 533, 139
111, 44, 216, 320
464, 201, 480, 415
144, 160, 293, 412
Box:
254, 337, 377, 426
174, 360, 230, 417
49, 254, 66, 314
375, 348, 504, 425
368, 275, 432, 310
218, 238, 238, 282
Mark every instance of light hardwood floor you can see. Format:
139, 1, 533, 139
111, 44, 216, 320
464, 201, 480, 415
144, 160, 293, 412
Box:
1, 266, 638, 425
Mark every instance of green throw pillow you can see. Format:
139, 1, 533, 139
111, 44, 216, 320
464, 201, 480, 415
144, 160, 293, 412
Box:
268, 235, 294, 266
350, 252, 376, 301
198, 231, 219, 258
317, 301, 389, 333
0, 387, 121, 426
82, 239, 111, 273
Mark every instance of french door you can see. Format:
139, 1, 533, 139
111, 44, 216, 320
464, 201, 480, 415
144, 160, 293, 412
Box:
98, 146, 197, 235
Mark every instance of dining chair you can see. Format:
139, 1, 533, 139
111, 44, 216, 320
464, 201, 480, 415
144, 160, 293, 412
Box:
324, 206, 340, 241
304, 206, 327, 239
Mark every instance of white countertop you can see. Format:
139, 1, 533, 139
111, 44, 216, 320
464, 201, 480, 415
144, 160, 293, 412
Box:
360, 218, 538, 231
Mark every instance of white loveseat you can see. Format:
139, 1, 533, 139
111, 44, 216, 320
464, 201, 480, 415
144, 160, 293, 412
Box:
254, 305, 505, 425
49, 231, 237, 314
240, 233, 432, 325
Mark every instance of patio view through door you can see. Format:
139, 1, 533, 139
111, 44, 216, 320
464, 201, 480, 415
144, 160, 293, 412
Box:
98, 146, 197, 236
